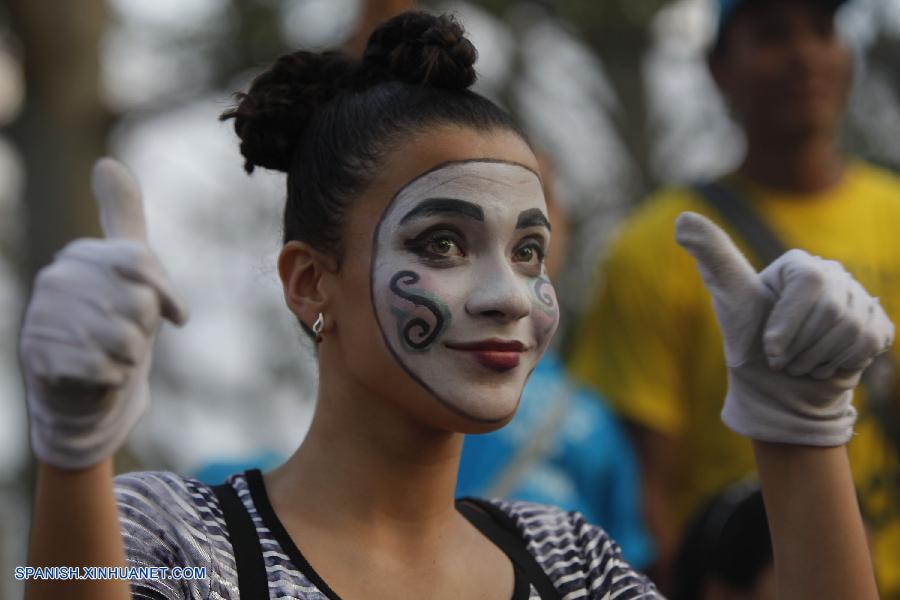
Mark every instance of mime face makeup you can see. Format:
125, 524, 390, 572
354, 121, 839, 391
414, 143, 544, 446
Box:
370, 160, 559, 423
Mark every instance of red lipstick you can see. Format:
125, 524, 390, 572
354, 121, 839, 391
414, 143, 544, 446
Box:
444, 339, 526, 372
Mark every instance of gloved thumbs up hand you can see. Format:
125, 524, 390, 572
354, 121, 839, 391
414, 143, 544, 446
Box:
19, 158, 187, 470
675, 212, 894, 446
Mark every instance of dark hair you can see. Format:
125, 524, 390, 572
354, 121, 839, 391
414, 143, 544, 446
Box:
672, 482, 772, 600
221, 11, 526, 262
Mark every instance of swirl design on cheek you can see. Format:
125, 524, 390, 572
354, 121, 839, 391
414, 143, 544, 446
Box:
531, 274, 559, 337
533, 275, 556, 309
389, 270, 450, 351
531, 275, 558, 315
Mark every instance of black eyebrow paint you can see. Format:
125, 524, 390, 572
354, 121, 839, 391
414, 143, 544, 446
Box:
399, 197, 485, 225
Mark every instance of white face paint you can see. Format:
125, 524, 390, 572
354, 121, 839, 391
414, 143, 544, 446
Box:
370, 160, 560, 423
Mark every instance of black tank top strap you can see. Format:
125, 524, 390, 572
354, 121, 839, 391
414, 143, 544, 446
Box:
212, 475, 269, 599
456, 497, 562, 600
212, 475, 555, 599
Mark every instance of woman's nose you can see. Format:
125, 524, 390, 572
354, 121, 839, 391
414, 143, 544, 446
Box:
463, 258, 532, 323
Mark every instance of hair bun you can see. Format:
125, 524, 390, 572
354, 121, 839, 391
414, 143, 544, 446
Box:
363, 12, 477, 90
221, 51, 357, 173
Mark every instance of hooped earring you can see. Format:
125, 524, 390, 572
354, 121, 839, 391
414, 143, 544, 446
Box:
312, 312, 325, 343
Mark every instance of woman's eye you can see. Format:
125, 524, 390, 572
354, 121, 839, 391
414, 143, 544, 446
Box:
419, 236, 464, 258
428, 238, 456, 255
404, 227, 466, 261
513, 243, 544, 264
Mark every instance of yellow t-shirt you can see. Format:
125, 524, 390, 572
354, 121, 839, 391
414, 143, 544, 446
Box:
568, 161, 900, 597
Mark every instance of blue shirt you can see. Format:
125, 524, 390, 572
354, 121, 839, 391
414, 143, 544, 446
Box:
457, 353, 654, 568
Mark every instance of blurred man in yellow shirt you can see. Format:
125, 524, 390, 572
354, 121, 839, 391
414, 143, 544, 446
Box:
569, 0, 900, 596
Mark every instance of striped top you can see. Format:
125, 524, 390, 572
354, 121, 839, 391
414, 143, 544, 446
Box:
114, 470, 661, 599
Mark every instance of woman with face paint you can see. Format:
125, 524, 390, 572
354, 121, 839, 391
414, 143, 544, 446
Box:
21, 10, 888, 600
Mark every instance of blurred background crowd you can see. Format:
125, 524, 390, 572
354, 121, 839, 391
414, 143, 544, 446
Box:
2, 0, 900, 598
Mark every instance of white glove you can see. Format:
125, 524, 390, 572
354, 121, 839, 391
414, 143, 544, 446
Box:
19, 158, 188, 470
675, 212, 894, 446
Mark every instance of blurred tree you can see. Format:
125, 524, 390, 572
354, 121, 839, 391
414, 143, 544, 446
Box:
845, 27, 900, 170
463, 0, 677, 198
5, 0, 110, 278
214, 0, 292, 88
1, 4, 112, 597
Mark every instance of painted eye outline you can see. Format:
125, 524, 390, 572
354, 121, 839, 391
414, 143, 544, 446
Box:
404, 225, 467, 262
512, 234, 547, 267
425, 236, 464, 258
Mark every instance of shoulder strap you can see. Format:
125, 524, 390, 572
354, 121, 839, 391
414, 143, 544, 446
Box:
212, 480, 269, 599
456, 498, 562, 600
691, 180, 787, 268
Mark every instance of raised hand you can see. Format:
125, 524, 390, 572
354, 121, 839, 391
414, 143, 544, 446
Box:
19, 158, 187, 470
675, 211, 894, 446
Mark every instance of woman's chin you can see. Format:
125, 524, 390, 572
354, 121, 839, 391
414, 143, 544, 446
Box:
433, 384, 523, 430
456, 411, 517, 434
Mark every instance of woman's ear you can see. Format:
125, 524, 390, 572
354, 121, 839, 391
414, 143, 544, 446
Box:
277, 241, 336, 330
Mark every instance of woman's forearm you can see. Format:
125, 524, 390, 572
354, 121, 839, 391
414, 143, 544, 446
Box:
26, 458, 131, 600
753, 441, 878, 600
